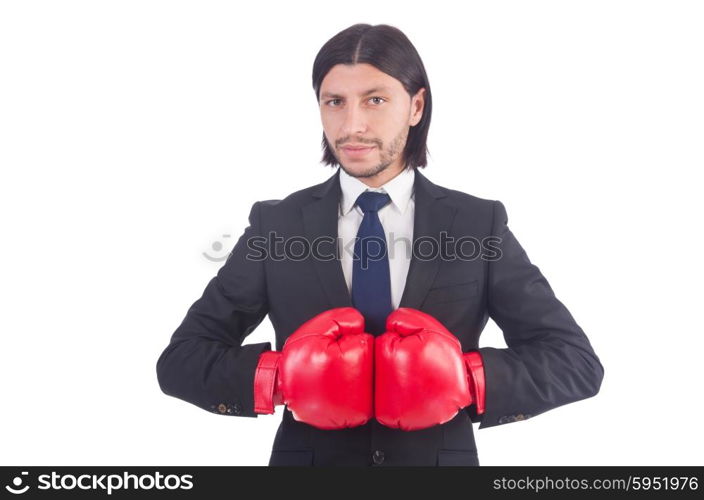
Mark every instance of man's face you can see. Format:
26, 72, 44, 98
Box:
319, 63, 425, 181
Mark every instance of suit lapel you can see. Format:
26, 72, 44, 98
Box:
302, 168, 353, 308
301, 167, 456, 311
399, 169, 456, 309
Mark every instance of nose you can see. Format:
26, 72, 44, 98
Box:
340, 103, 368, 137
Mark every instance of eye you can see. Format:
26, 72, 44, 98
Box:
369, 97, 385, 105
325, 98, 342, 107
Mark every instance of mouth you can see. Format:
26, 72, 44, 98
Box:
341, 145, 376, 158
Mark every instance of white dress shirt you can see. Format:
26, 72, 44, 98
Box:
338, 166, 415, 309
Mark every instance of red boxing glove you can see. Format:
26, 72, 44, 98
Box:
375, 307, 486, 431
253, 307, 374, 430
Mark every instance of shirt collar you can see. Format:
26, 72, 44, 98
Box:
339, 166, 415, 216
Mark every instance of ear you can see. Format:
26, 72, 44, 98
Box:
410, 87, 426, 127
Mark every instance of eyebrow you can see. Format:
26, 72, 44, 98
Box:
320, 86, 392, 99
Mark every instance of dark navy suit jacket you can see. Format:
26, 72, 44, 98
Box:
156, 167, 604, 466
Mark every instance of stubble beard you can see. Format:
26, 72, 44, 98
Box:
336, 127, 408, 179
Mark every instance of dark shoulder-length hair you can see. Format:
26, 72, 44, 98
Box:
312, 23, 432, 170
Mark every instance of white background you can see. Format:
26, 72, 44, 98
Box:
1, 0, 702, 466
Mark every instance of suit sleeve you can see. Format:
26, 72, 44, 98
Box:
476, 200, 604, 429
156, 201, 272, 417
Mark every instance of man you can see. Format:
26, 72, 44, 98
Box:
156, 23, 604, 466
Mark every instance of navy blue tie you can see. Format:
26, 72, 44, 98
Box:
351, 191, 393, 336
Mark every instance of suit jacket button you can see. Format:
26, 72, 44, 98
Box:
372, 450, 385, 465
217, 403, 227, 414
515, 414, 525, 421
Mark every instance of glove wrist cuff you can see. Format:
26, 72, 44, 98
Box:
254, 350, 282, 414
463, 351, 486, 415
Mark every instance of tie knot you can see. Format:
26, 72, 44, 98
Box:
355, 191, 391, 213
